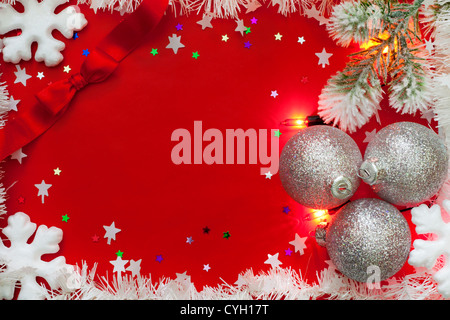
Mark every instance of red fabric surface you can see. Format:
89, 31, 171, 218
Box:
0, 2, 433, 291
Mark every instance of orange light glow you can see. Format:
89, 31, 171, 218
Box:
312, 209, 328, 219
304, 209, 329, 222
280, 118, 308, 128
360, 31, 390, 54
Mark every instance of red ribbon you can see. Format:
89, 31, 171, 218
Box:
0, 0, 169, 161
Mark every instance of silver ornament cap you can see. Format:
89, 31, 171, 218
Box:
361, 122, 449, 206
323, 198, 411, 283
280, 125, 362, 209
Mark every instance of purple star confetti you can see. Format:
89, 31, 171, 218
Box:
244, 41, 252, 49
175, 23, 183, 31
156, 254, 163, 263
282, 206, 291, 214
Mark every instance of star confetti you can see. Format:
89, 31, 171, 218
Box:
150, 48, 158, 56
223, 231, 231, 239
175, 23, 183, 31
246, 0, 261, 13
235, 274, 247, 287
10, 148, 27, 164
221, 34, 229, 42
304, 5, 328, 25
265, 171, 273, 179
270, 90, 278, 98
36, 72, 45, 80
110, 256, 129, 276
103, 221, 121, 245
116, 250, 124, 257
82, 49, 90, 57
282, 206, 291, 214
197, 13, 213, 30
274, 33, 282, 40
6, 96, 20, 111
14, 65, 32, 86
203, 226, 210, 234
192, 51, 200, 59
315, 48, 333, 68
203, 264, 211, 272
264, 253, 282, 268
363, 129, 377, 143
289, 233, 307, 255
62, 214, 70, 222
175, 271, 191, 284
421, 109, 435, 123
285, 248, 293, 256
54, 167, 62, 175
235, 19, 247, 36
298, 36, 305, 44
91, 234, 100, 242
244, 41, 252, 49
166, 34, 185, 54
156, 254, 164, 263
63, 65, 71, 73
251, 17, 258, 24
186, 236, 194, 244
245, 27, 251, 34
34, 180, 52, 203
274, 130, 282, 137
425, 38, 434, 55
126, 259, 142, 277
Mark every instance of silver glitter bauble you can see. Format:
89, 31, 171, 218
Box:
360, 122, 449, 207
280, 125, 362, 209
323, 198, 411, 283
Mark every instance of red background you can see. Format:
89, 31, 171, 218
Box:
0, 2, 432, 291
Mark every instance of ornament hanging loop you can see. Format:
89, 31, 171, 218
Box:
331, 176, 353, 199
358, 159, 379, 185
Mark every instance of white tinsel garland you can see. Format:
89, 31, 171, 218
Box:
71, 0, 337, 18
425, 0, 450, 205
0, 70, 9, 219
44, 261, 447, 300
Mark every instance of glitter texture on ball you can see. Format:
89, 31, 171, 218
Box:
360, 122, 449, 207
325, 198, 411, 283
279, 125, 362, 209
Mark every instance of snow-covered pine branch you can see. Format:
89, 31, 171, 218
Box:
318, 53, 383, 133
327, 0, 383, 47
318, 0, 432, 133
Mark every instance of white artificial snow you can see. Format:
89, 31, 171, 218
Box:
409, 201, 450, 298
0, 212, 72, 299
0, 0, 87, 66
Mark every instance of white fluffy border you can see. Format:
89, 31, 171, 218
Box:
0, 0, 449, 300
72, 0, 336, 18
44, 261, 447, 300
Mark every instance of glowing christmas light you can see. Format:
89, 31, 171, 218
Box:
280, 115, 324, 128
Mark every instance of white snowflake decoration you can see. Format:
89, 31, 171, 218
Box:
0, 0, 88, 67
409, 200, 450, 298
0, 212, 70, 299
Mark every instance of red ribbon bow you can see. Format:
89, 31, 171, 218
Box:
0, 0, 169, 161
36, 50, 119, 116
